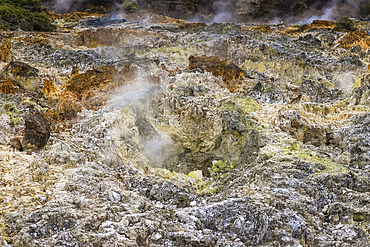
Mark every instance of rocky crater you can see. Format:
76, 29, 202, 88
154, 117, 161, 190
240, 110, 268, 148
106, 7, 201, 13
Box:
0, 3, 370, 247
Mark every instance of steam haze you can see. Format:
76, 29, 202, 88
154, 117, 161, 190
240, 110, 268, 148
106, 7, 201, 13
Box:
185, 0, 364, 24
45, 0, 73, 14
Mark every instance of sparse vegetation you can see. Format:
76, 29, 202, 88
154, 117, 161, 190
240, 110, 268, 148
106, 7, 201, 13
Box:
333, 17, 357, 32
121, 0, 139, 13
0, 0, 56, 31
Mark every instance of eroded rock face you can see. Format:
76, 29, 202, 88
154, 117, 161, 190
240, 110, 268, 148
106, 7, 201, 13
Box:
188, 55, 244, 90
333, 113, 370, 168
75, 28, 158, 48
0, 39, 11, 63
275, 110, 329, 146
300, 78, 344, 103
341, 30, 370, 50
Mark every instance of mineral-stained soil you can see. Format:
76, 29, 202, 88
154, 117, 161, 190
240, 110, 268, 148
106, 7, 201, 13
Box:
0, 10, 370, 247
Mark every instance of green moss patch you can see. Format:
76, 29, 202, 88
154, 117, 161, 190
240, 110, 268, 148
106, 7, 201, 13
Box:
259, 132, 349, 177
0, 0, 56, 31
212, 160, 227, 173
2, 102, 21, 125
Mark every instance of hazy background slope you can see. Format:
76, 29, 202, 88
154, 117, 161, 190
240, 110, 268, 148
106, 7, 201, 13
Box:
41, 0, 370, 22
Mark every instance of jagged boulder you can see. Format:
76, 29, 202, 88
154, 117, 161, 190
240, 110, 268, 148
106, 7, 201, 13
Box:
21, 110, 50, 150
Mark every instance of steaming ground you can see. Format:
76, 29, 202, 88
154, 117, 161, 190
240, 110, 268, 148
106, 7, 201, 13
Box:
109, 78, 174, 168
43, 0, 367, 23
44, 0, 74, 14
187, 0, 365, 24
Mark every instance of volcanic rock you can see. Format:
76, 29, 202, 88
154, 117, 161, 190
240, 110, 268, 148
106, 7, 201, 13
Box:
75, 28, 158, 48
21, 110, 50, 150
340, 30, 370, 50
0, 61, 40, 91
0, 39, 11, 63
1, 5, 370, 247
188, 55, 244, 89
0, 78, 17, 94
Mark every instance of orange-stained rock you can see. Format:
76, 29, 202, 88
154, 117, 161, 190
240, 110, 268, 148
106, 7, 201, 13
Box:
54, 62, 137, 119
46, 11, 102, 21
340, 30, 370, 50
123, 10, 186, 24
65, 64, 134, 95
309, 20, 335, 29
277, 20, 335, 35
0, 78, 17, 94
178, 23, 206, 30
41, 80, 58, 96
252, 25, 272, 33
14, 35, 50, 47
146, 14, 186, 24
0, 39, 11, 62
160, 63, 182, 76
36, 63, 139, 124
188, 55, 244, 88
57, 92, 83, 121
75, 28, 158, 47
71, 66, 79, 76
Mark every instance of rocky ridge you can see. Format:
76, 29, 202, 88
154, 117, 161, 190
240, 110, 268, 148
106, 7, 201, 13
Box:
0, 11, 370, 246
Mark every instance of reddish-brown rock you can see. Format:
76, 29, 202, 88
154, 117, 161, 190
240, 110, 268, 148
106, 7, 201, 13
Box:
340, 30, 370, 50
178, 23, 206, 30
0, 78, 17, 94
54, 63, 137, 120
22, 110, 50, 150
188, 55, 244, 88
41, 80, 57, 96
0, 39, 11, 63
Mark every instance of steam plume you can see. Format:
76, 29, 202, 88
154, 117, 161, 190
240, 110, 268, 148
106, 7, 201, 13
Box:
209, 1, 233, 23
305, 0, 339, 23
47, 0, 73, 14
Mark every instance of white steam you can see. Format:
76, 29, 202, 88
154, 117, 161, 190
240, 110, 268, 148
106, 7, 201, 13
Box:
110, 78, 157, 108
143, 134, 172, 164
304, 0, 339, 24
109, 78, 172, 165
209, 11, 233, 23
209, 1, 234, 23
49, 0, 73, 14
333, 72, 357, 92
187, 1, 235, 23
